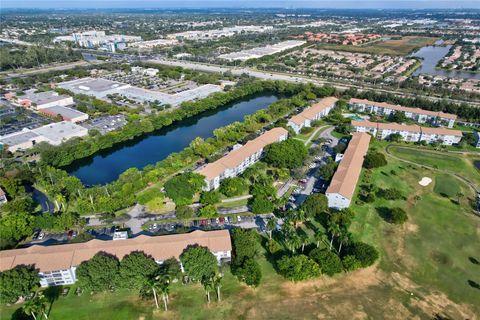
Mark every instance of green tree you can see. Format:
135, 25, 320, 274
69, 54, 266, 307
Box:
199, 191, 220, 205
390, 111, 407, 123
232, 228, 259, 265
175, 205, 194, 220
118, 251, 160, 289
266, 218, 277, 239
301, 193, 328, 219
317, 157, 337, 181
23, 294, 49, 320
263, 139, 308, 169
75, 252, 120, 292
342, 255, 361, 271
363, 152, 387, 169
164, 172, 205, 205
345, 242, 379, 268
235, 257, 262, 287
309, 248, 343, 276
387, 207, 408, 224
277, 255, 321, 281
180, 245, 218, 281
0, 266, 39, 304
250, 196, 274, 214
198, 204, 218, 218
218, 177, 248, 197
160, 258, 182, 280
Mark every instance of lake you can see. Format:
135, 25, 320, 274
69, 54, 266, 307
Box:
66, 94, 279, 185
412, 45, 480, 80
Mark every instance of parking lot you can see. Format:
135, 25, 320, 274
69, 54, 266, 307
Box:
0, 101, 51, 135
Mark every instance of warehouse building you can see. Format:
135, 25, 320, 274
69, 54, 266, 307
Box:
0, 122, 88, 152
288, 97, 338, 133
0, 230, 232, 287
198, 127, 288, 190
39, 105, 89, 123
326, 132, 371, 209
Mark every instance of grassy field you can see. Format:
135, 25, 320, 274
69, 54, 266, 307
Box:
316, 36, 438, 56
433, 174, 461, 197
388, 145, 480, 186
2, 146, 479, 320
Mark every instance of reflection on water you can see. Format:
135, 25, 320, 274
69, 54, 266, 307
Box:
66, 94, 279, 185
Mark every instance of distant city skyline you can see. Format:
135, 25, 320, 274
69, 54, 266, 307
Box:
3, 0, 480, 9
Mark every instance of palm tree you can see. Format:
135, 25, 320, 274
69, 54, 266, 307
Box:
158, 275, 170, 311
288, 233, 302, 254
23, 294, 49, 320
213, 274, 222, 302
266, 218, 277, 239
337, 233, 350, 255
314, 231, 328, 248
327, 222, 341, 251
201, 276, 215, 304
299, 233, 309, 253
143, 275, 162, 309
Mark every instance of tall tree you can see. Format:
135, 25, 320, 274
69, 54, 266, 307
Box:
0, 266, 39, 304
180, 245, 218, 281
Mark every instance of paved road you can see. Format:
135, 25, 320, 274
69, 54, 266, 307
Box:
319, 127, 339, 146
147, 58, 480, 107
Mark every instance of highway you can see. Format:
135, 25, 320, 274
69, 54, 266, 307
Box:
147, 58, 480, 107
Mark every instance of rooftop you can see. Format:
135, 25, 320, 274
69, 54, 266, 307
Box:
32, 121, 88, 144
198, 127, 288, 180
0, 129, 42, 147
290, 96, 338, 125
0, 230, 232, 273
326, 132, 371, 199
40, 105, 88, 120
352, 120, 463, 136
349, 98, 457, 120
20, 91, 72, 106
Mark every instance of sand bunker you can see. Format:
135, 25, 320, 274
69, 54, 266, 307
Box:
418, 177, 432, 186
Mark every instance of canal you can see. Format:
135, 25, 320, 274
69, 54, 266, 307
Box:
412, 44, 480, 80
65, 93, 279, 185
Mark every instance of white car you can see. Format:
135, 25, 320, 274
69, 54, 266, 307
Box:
237, 216, 242, 222
38, 232, 45, 240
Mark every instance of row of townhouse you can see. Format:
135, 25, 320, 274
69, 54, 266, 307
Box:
325, 132, 371, 210
0, 230, 232, 288
197, 127, 289, 191
351, 120, 463, 145
349, 98, 457, 128
287, 97, 338, 133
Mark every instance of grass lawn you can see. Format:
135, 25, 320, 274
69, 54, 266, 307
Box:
433, 174, 461, 198
216, 198, 249, 209
388, 145, 480, 186
316, 36, 438, 56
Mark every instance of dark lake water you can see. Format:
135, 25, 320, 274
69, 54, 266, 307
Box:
65, 94, 279, 185
412, 45, 480, 80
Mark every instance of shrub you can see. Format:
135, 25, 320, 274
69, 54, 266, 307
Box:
345, 242, 379, 268
363, 152, 387, 169
277, 255, 321, 281
309, 248, 343, 276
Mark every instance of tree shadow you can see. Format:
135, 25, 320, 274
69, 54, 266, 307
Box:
468, 257, 480, 265
44, 285, 63, 316
467, 280, 480, 290
10, 308, 30, 320
375, 206, 391, 223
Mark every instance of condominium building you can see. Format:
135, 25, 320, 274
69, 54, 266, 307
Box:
0, 230, 232, 287
288, 97, 338, 134
326, 132, 371, 209
349, 98, 457, 128
197, 127, 288, 190
351, 120, 463, 145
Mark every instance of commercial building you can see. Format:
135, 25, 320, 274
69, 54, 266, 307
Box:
351, 120, 463, 145
129, 39, 178, 49
287, 97, 338, 133
198, 127, 288, 190
326, 132, 371, 209
0, 187, 7, 205
0, 230, 232, 287
0, 122, 88, 152
54, 30, 141, 49
39, 105, 89, 123
218, 40, 306, 61
58, 77, 222, 107
348, 98, 457, 128
166, 26, 273, 41
9, 91, 74, 111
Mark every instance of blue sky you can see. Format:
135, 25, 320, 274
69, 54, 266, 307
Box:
3, 0, 480, 9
